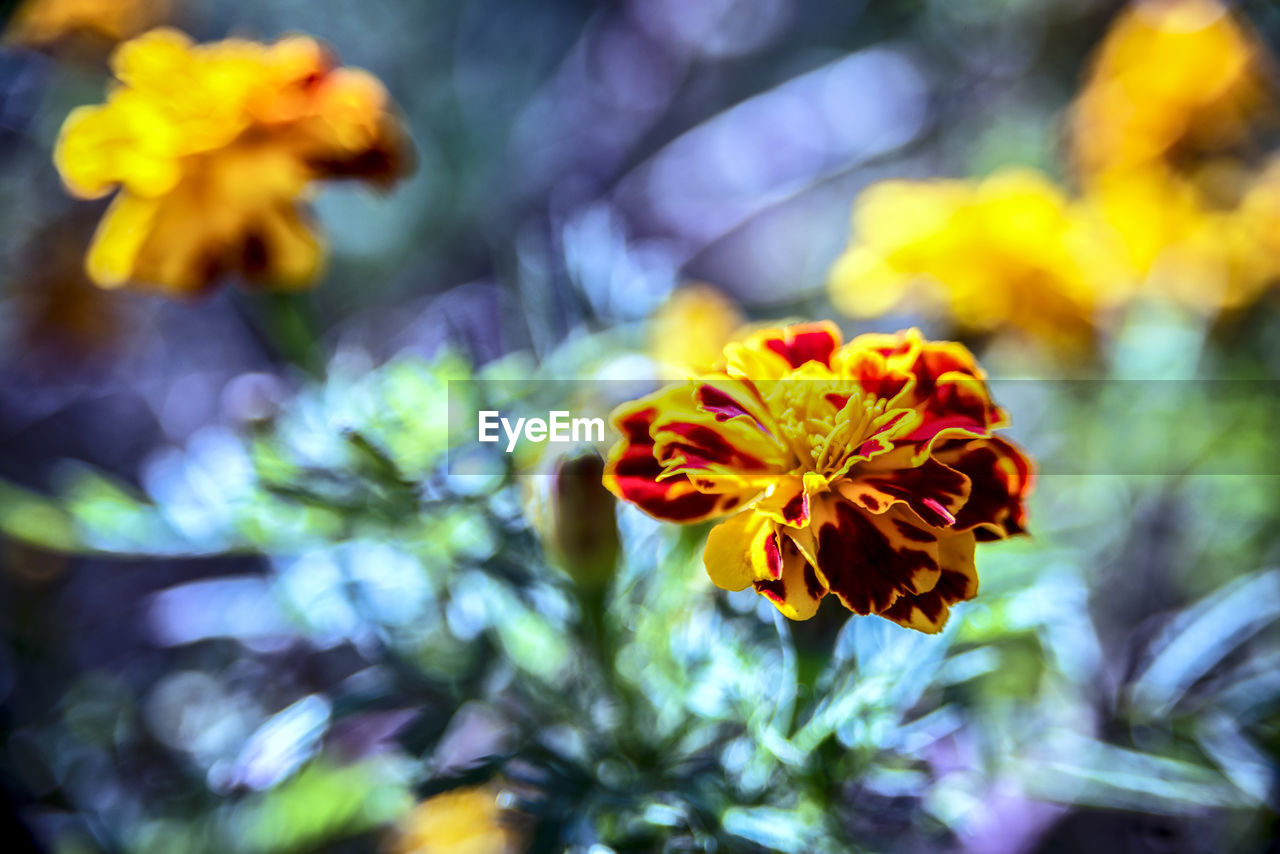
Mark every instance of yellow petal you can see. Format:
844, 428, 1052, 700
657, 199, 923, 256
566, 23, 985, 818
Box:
754, 532, 827, 621
703, 510, 777, 592
85, 192, 159, 288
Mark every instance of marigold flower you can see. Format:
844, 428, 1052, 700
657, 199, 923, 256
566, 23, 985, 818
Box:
53, 27, 412, 295
603, 323, 1033, 632
390, 785, 521, 854
828, 169, 1121, 348
1070, 0, 1272, 180
1060, 0, 1280, 314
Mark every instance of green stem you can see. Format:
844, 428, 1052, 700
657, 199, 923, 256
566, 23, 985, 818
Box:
250, 292, 325, 376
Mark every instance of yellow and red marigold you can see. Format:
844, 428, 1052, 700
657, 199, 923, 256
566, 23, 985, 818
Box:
603, 323, 1033, 633
53, 27, 411, 295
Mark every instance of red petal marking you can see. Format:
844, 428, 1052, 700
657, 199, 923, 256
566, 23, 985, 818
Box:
655, 422, 768, 471
753, 538, 825, 608
817, 500, 938, 615
609, 445, 723, 521
880, 584, 948, 629
616, 405, 658, 442
859, 458, 969, 528
697, 385, 754, 422
896, 342, 981, 401
893, 518, 937, 543
753, 576, 787, 604
695, 384, 775, 439
763, 530, 783, 579
803, 563, 825, 600
763, 327, 839, 368
920, 497, 955, 526
906, 413, 988, 444
881, 562, 975, 630
939, 437, 1033, 538
865, 336, 914, 359
781, 489, 809, 525
855, 410, 911, 458
607, 404, 737, 522
844, 350, 913, 401
916, 346, 978, 387
905, 374, 1001, 444
825, 392, 851, 410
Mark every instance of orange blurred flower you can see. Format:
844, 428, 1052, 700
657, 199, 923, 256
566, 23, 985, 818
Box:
389, 785, 521, 854
54, 28, 412, 296
831, 1, 1280, 333
6, 0, 168, 50
828, 169, 1123, 348
604, 323, 1033, 632
1070, 0, 1272, 181
1070, 1, 1280, 313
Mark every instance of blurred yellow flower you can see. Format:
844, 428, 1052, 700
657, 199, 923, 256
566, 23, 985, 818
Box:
5, 0, 167, 49
828, 169, 1121, 348
830, 1, 1280, 334
54, 27, 412, 296
390, 786, 520, 854
649, 283, 746, 373
605, 323, 1033, 632
1084, 166, 1279, 312
1070, 0, 1271, 181
524, 452, 620, 592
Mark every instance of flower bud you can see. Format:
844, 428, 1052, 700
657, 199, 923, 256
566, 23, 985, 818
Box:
545, 452, 620, 593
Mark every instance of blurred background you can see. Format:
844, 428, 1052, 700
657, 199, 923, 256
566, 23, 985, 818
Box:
0, 0, 1279, 851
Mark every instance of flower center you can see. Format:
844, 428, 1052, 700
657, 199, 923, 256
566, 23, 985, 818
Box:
764, 379, 890, 477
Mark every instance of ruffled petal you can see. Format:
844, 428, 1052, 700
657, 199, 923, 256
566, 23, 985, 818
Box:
810, 498, 941, 615
725, 321, 843, 379
703, 510, 784, 591
753, 472, 828, 528
833, 345, 915, 403
653, 419, 774, 475
752, 533, 827, 620
846, 329, 1006, 443
649, 381, 791, 481
85, 192, 160, 288
603, 394, 756, 523
703, 510, 827, 619
934, 436, 1035, 539
753, 321, 842, 369
839, 448, 971, 527
693, 379, 775, 435
879, 533, 977, 633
